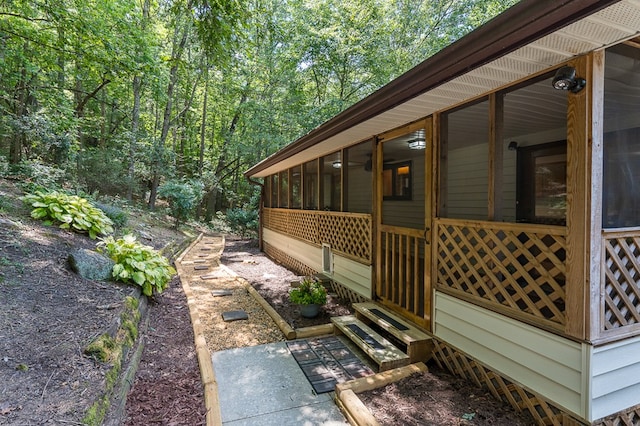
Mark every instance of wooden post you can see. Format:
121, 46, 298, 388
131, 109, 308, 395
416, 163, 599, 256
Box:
588, 50, 605, 342
565, 54, 592, 341
489, 93, 504, 221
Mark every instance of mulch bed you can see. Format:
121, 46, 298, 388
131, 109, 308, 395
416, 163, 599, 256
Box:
220, 236, 353, 328
357, 366, 535, 425
123, 277, 206, 425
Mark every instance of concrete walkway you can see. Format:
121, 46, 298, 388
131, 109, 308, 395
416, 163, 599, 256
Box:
212, 342, 349, 425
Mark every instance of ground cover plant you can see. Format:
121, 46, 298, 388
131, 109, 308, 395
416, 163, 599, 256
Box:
98, 234, 176, 296
22, 190, 114, 238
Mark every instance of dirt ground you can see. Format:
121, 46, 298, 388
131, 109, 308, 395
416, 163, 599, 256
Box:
0, 177, 535, 425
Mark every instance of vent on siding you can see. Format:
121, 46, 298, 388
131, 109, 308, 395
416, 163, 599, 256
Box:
322, 243, 333, 274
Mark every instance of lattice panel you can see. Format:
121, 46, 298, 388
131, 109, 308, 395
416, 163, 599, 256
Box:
435, 219, 567, 327
318, 213, 371, 263
263, 209, 371, 264
262, 208, 290, 234
431, 339, 578, 426
602, 234, 640, 330
598, 405, 640, 426
288, 210, 319, 243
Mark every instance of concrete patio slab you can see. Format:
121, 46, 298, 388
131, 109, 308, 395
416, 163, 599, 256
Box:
212, 342, 348, 425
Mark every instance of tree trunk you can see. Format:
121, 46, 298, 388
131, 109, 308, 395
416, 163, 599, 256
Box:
204, 90, 248, 220
148, 18, 190, 210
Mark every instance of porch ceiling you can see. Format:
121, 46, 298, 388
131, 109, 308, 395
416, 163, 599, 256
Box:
246, 0, 640, 179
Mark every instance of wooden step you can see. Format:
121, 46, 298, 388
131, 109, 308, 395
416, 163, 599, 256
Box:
353, 302, 433, 363
331, 315, 409, 372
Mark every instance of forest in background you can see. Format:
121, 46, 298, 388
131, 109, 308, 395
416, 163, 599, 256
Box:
0, 0, 518, 224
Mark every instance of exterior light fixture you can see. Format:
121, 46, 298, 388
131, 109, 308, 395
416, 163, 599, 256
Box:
332, 161, 342, 168
408, 138, 426, 150
552, 66, 586, 93
508, 141, 518, 151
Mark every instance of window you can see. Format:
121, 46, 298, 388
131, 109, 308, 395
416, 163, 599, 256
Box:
383, 161, 412, 200
303, 160, 318, 209
440, 100, 489, 219
279, 171, 288, 208
516, 141, 567, 225
322, 152, 341, 211
603, 44, 640, 228
270, 174, 278, 208
291, 165, 301, 209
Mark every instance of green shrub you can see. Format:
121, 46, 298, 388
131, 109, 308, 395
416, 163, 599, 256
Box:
77, 147, 128, 196
157, 179, 204, 228
226, 208, 258, 237
289, 277, 327, 305
22, 191, 114, 239
97, 234, 175, 296
95, 202, 128, 228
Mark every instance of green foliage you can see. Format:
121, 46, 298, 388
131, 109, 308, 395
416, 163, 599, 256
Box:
95, 202, 128, 228
22, 191, 114, 238
11, 160, 67, 192
97, 234, 176, 296
289, 277, 327, 305
157, 179, 204, 228
77, 148, 129, 196
226, 208, 258, 237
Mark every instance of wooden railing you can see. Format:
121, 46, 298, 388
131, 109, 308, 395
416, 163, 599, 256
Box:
434, 218, 567, 331
601, 228, 640, 338
262, 208, 372, 264
377, 225, 428, 327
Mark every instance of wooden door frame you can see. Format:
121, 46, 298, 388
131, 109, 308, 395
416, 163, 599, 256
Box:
374, 118, 433, 330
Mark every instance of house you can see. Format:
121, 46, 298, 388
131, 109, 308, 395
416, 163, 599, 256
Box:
244, 1, 640, 424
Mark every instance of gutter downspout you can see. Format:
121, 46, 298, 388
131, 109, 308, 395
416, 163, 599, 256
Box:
247, 177, 264, 251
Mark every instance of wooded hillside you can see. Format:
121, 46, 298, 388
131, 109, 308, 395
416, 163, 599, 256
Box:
0, 0, 517, 219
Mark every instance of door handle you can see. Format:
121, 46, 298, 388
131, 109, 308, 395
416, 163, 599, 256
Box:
423, 227, 430, 244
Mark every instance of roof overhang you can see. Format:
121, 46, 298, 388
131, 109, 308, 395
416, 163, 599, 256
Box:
246, 0, 640, 179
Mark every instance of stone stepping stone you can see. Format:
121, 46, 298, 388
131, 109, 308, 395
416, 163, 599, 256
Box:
212, 289, 233, 297
194, 265, 210, 271
193, 259, 207, 264
222, 310, 248, 322
200, 274, 215, 280
200, 247, 212, 251
198, 254, 209, 258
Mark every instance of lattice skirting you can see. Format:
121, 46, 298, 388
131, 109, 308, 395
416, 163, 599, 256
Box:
597, 404, 640, 426
263, 242, 367, 304
331, 281, 367, 304
433, 339, 640, 425
432, 339, 585, 425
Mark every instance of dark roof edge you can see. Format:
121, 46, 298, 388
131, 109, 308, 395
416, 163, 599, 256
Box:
245, 0, 619, 178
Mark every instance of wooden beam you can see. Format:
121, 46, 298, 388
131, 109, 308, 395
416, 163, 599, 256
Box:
588, 50, 605, 342
565, 54, 591, 340
489, 93, 504, 221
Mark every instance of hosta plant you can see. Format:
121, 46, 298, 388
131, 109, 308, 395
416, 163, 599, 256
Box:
97, 234, 175, 296
22, 191, 114, 239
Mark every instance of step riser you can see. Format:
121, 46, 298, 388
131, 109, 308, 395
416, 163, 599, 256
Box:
353, 302, 434, 364
332, 315, 409, 372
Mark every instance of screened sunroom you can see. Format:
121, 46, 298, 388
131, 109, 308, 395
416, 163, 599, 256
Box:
246, 1, 640, 424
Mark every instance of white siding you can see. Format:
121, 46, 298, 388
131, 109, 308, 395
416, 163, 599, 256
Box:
346, 165, 372, 213
332, 256, 372, 299
264, 228, 322, 272
447, 144, 489, 219
590, 336, 640, 421
434, 292, 585, 418
263, 228, 372, 299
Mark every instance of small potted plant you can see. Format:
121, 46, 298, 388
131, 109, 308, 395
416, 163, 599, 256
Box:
289, 276, 327, 318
